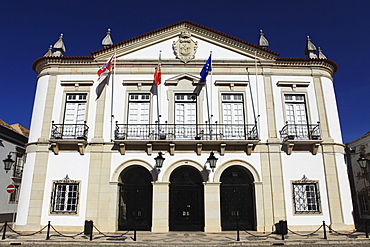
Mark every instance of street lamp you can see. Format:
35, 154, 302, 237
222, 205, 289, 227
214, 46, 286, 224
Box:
154, 152, 165, 171
3, 153, 15, 173
358, 157, 368, 169
357, 156, 370, 237
207, 152, 218, 172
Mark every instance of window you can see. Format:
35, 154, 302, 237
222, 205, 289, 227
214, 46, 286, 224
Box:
222, 94, 245, 139
284, 94, 308, 139
175, 94, 197, 139
128, 93, 150, 124
64, 93, 87, 124
9, 185, 19, 203
293, 181, 320, 213
13, 155, 25, 178
52, 180, 79, 213
62, 93, 87, 139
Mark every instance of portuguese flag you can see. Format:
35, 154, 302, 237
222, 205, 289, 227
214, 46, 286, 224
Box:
154, 53, 162, 86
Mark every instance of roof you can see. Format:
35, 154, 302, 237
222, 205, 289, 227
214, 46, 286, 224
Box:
32, 20, 338, 75
0, 119, 29, 137
346, 131, 370, 146
91, 20, 280, 56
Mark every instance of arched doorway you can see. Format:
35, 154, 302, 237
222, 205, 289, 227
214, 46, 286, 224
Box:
118, 166, 153, 231
220, 166, 255, 230
169, 166, 204, 231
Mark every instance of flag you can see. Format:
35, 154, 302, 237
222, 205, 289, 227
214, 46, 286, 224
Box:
97, 53, 114, 79
96, 74, 110, 100
200, 54, 212, 82
154, 53, 162, 86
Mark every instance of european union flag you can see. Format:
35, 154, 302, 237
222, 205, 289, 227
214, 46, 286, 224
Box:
200, 54, 212, 82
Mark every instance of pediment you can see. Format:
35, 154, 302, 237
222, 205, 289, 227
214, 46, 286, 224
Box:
165, 73, 202, 86
93, 21, 279, 62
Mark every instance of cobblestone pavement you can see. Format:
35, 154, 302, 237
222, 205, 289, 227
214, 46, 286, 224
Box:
1, 230, 370, 246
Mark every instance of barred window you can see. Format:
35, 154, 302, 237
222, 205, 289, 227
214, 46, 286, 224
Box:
293, 182, 320, 213
52, 182, 79, 213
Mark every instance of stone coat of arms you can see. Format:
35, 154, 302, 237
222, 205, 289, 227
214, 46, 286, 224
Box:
173, 31, 198, 63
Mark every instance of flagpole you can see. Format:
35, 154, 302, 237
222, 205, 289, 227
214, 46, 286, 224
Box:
204, 52, 212, 139
246, 67, 258, 139
157, 50, 162, 125
110, 52, 116, 141
254, 51, 260, 137
210, 51, 213, 122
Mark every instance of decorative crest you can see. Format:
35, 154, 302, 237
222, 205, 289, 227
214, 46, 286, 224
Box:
172, 31, 198, 63
102, 28, 113, 47
301, 174, 309, 181
305, 36, 317, 58
258, 30, 269, 48
318, 47, 327, 59
53, 33, 66, 56
55, 174, 77, 183
44, 45, 53, 56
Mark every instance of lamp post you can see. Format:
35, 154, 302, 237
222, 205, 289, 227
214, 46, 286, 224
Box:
357, 156, 370, 237
207, 152, 218, 172
3, 153, 15, 173
2, 152, 18, 229
154, 152, 165, 172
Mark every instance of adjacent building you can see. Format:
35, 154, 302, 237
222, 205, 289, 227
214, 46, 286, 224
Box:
16, 21, 354, 232
0, 120, 29, 223
346, 132, 370, 228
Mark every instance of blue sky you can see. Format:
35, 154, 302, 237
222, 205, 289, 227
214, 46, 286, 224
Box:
1, 0, 368, 143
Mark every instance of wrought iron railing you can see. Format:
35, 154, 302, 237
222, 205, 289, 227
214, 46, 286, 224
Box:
51, 121, 89, 140
115, 122, 258, 141
280, 122, 321, 142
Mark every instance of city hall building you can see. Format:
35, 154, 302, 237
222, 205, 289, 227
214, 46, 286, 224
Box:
16, 20, 354, 232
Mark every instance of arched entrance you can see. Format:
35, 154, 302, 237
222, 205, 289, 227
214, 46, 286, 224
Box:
169, 166, 204, 231
220, 166, 255, 230
118, 166, 153, 231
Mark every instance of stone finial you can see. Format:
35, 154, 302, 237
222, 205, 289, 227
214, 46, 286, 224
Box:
52, 33, 66, 57
258, 30, 269, 48
102, 28, 113, 47
44, 45, 53, 56
318, 47, 327, 59
305, 36, 317, 58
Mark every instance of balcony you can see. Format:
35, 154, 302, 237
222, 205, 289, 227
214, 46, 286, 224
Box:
114, 122, 259, 156
50, 121, 89, 155
280, 122, 322, 155
51, 121, 89, 140
115, 122, 258, 141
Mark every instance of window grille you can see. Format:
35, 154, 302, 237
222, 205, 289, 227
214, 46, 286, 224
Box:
52, 178, 79, 213
293, 180, 320, 213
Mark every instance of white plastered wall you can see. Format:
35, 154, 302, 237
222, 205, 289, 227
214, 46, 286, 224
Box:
281, 152, 330, 225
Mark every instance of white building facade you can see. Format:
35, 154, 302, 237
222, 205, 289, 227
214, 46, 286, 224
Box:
0, 120, 28, 223
16, 21, 354, 232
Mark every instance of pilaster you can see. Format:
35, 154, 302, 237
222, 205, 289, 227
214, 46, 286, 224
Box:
313, 76, 333, 142
152, 182, 170, 232
262, 73, 278, 140
204, 182, 221, 232
85, 144, 114, 232
321, 144, 345, 229
40, 75, 57, 140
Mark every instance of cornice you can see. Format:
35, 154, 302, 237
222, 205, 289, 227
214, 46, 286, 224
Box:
276, 57, 338, 75
32, 56, 95, 74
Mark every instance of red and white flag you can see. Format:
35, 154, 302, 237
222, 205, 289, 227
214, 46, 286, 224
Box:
97, 54, 114, 79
